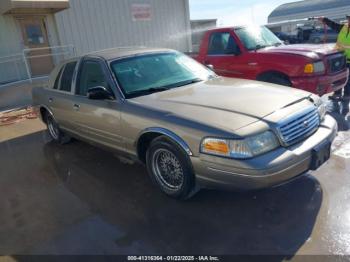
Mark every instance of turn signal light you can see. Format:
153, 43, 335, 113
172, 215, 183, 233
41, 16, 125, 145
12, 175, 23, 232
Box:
304, 63, 314, 73
202, 139, 230, 155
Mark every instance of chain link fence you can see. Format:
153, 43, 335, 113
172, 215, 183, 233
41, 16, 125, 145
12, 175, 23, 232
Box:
0, 45, 75, 87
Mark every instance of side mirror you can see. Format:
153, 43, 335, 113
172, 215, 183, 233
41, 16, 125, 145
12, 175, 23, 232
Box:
87, 86, 114, 100
206, 64, 214, 70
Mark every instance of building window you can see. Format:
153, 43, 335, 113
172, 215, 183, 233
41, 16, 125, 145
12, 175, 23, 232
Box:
25, 25, 44, 44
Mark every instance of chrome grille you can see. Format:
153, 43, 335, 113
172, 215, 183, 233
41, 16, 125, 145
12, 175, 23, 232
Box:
277, 107, 320, 146
328, 53, 346, 74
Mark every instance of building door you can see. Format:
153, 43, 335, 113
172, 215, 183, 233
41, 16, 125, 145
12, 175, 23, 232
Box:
17, 16, 54, 77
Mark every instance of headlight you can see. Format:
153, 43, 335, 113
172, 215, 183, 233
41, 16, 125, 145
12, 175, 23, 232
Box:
201, 131, 280, 159
304, 61, 325, 74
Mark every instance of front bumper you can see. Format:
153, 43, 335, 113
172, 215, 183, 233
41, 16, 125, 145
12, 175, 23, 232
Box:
192, 114, 338, 190
291, 68, 348, 96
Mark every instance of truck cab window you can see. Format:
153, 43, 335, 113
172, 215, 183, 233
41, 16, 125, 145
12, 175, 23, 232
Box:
59, 62, 77, 92
208, 32, 239, 55
76, 61, 109, 96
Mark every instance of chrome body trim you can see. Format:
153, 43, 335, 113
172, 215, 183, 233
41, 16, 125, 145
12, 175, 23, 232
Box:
137, 127, 193, 156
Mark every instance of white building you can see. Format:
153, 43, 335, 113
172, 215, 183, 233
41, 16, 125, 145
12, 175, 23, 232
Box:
190, 19, 217, 52
0, 0, 191, 85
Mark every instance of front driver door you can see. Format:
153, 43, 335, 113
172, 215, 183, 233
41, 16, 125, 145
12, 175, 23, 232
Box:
203, 31, 243, 78
71, 58, 124, 150
203, 30, 259, 79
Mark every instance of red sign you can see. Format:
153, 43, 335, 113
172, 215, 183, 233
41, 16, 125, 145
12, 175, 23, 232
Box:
131, 4, 152, 21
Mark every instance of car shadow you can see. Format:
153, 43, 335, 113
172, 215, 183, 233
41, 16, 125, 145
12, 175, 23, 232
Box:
41, 138, 323, 258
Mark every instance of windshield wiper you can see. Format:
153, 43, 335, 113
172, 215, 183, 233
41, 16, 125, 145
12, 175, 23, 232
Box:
127, 87, 170, 97
126, 78, 204, 98
171, 78, 203, 87
253, 44, 268, 50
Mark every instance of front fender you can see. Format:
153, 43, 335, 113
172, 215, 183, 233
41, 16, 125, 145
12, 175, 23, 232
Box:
136, 127, 193, 156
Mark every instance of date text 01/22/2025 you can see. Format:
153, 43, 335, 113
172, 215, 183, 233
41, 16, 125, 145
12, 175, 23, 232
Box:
127, 256, 220, 261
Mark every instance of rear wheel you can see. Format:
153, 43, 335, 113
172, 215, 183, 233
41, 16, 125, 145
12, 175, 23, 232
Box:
146, 136, 197, 199
46, 114, 71, 144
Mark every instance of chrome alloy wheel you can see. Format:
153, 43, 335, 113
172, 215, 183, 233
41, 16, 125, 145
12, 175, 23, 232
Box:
47, 116, 59, 140
152, 148, 184, 190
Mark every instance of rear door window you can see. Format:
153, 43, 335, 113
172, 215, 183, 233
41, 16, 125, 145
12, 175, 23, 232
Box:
59, 61, 77, 92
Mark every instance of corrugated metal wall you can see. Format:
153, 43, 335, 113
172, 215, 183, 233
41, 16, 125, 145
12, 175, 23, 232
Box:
269, 6, 350, 23
0, 15, 27, 83
54, 0, 191, 55
267, 5, 350, 34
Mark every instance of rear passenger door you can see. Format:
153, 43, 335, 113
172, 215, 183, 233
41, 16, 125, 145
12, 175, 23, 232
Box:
48, 61, 77, 131
70, 58, 124, 150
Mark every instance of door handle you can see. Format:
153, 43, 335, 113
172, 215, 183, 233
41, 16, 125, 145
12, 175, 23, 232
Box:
73, 104, 80, 111
48, 98, 53, 103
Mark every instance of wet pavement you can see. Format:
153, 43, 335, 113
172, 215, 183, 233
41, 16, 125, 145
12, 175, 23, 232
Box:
0, 110, 350, 258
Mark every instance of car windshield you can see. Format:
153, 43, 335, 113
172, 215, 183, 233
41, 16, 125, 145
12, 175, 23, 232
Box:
110, 52, 216, 98
235, 25, 283, 50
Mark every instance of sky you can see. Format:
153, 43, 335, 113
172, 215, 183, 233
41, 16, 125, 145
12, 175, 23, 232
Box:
189, 0, 294, 26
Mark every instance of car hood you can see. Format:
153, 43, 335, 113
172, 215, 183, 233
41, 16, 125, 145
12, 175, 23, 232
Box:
258, 43, 339, 59
131, 77, 313, 132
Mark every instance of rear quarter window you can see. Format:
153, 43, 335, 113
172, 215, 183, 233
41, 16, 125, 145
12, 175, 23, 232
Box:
59, 62, 77, 92
53, 67, 64, 89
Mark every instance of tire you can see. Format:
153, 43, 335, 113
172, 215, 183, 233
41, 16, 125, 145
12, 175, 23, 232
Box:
146, 136, 197, 199
264, 75, 292, 87
46, 114, 71, 144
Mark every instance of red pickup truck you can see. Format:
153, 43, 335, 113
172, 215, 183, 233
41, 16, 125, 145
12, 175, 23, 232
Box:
190, 25, 348, 96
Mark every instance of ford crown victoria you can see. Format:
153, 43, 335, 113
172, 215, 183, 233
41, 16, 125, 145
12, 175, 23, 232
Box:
32, 48, 338, 199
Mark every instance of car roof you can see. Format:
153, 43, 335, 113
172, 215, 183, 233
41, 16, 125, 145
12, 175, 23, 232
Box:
85, 47, 176, 61
55, 47, 177, 73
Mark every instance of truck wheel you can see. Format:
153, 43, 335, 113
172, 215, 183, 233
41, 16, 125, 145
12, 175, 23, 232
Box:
146, 136, 197, 199
46, 114, 71, 144
265, 75, 292, 87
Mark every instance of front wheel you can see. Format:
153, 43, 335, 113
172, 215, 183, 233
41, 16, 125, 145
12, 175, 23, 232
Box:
146, 136, 197, 199
261, 75, 292, 87
46, 114, 71, 144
